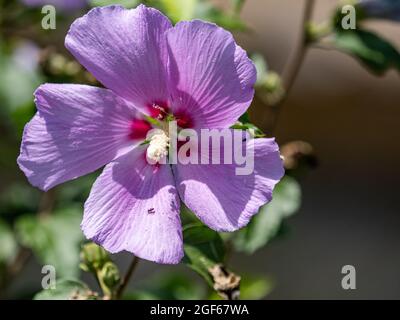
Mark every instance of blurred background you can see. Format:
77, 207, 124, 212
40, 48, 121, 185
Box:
1, 0, 399, 299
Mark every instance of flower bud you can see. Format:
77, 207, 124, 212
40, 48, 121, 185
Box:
80, 242, 110, 273
99, 261, 121, 293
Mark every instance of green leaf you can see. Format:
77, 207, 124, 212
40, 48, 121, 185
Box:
0, 219, 17, 264
180, 203, 201, 225
153, 0, 246, 31
0, 45, 42, 113
0, 183, 41, 217
89, 0, 140, 8
230, 0, 245, 15
207, 9, 247, 31
124, 272, 205, 300
233, 111, 266, 139
15, 207, 83, 278
251, 53, 269, 86
233, 176, 301, 254
332, 29, 400, 75
240, 275, 274, 300
58, 173, 97, 205
207, 274, 274, 300
231, 121, 265, 138
157, 0, 198, 23
34, 279, 92, 300
182, 223, 225, 286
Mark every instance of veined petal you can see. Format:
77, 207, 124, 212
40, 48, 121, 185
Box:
18, 84, 138, 191
174, 136, 284, 232
166, 20, 256, 129
65, 5, 172, 111
82, 147, 183, 264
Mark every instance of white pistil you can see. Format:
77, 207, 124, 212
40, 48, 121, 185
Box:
146, 129, 169, 164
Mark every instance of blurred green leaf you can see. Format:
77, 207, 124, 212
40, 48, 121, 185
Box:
207, 8, 247, 31
58, 173, 97, 205
153, 0, 246, 31
0, 219, 17, 264
157, 0, 198, 22
332, 29, 400, 75
124, 272, 205, 300
252, 52, 269, 86
89, 0, 140, 8
0, 183, 41, 218
0, 45, 41, 113
182, 223, 225, 286
231, 121, 265, 138
233, 176, 301, 254
15, 206, 83, 278
207, 274, 274, 300
233, 111, 265, 138
180, 203, 201, 225
230, 0, 245, 15
251, 52, 285, 105
240, 275, 274, 300
34, 279, 92, 300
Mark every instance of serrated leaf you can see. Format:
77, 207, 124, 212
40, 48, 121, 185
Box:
332, 29, 400, 75
34, 279, 91, 300
233, 176, 301, 254
15, 207, 83, 278
182, 223, 225, 286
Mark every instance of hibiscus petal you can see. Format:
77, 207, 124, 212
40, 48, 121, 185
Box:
18, 84, 137, 191
65, 5, 172, 110
166, 20, 256, 129
82, 147, 183, 264
174, 137, 284, 232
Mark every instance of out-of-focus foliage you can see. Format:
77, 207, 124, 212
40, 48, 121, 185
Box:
332, 29, 400, 74
0, 220, 17, 264
311, 1, 400, 75
356, 0, 400, 22
34, 279, 93, 300
0, 42, 41, 133
208, 274, 274, 300
182, 223, 225, 286
15, 207, 83, 278
151, 0, 246, 30
125, 272, 205, 300
0, 183, 41, 218
90, 0, 139, 8
251, 53, 285, 105
233, 176, 301, 254
232, 112, 265, 138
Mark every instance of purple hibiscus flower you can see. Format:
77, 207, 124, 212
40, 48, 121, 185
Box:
357, 0, 400, 22
21, 0, 87, 11
18, 5, 284, 264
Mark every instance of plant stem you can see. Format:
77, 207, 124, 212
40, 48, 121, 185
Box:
281, 0, 315, 92
268, 0, 316, 132
116, 256, 140, 299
